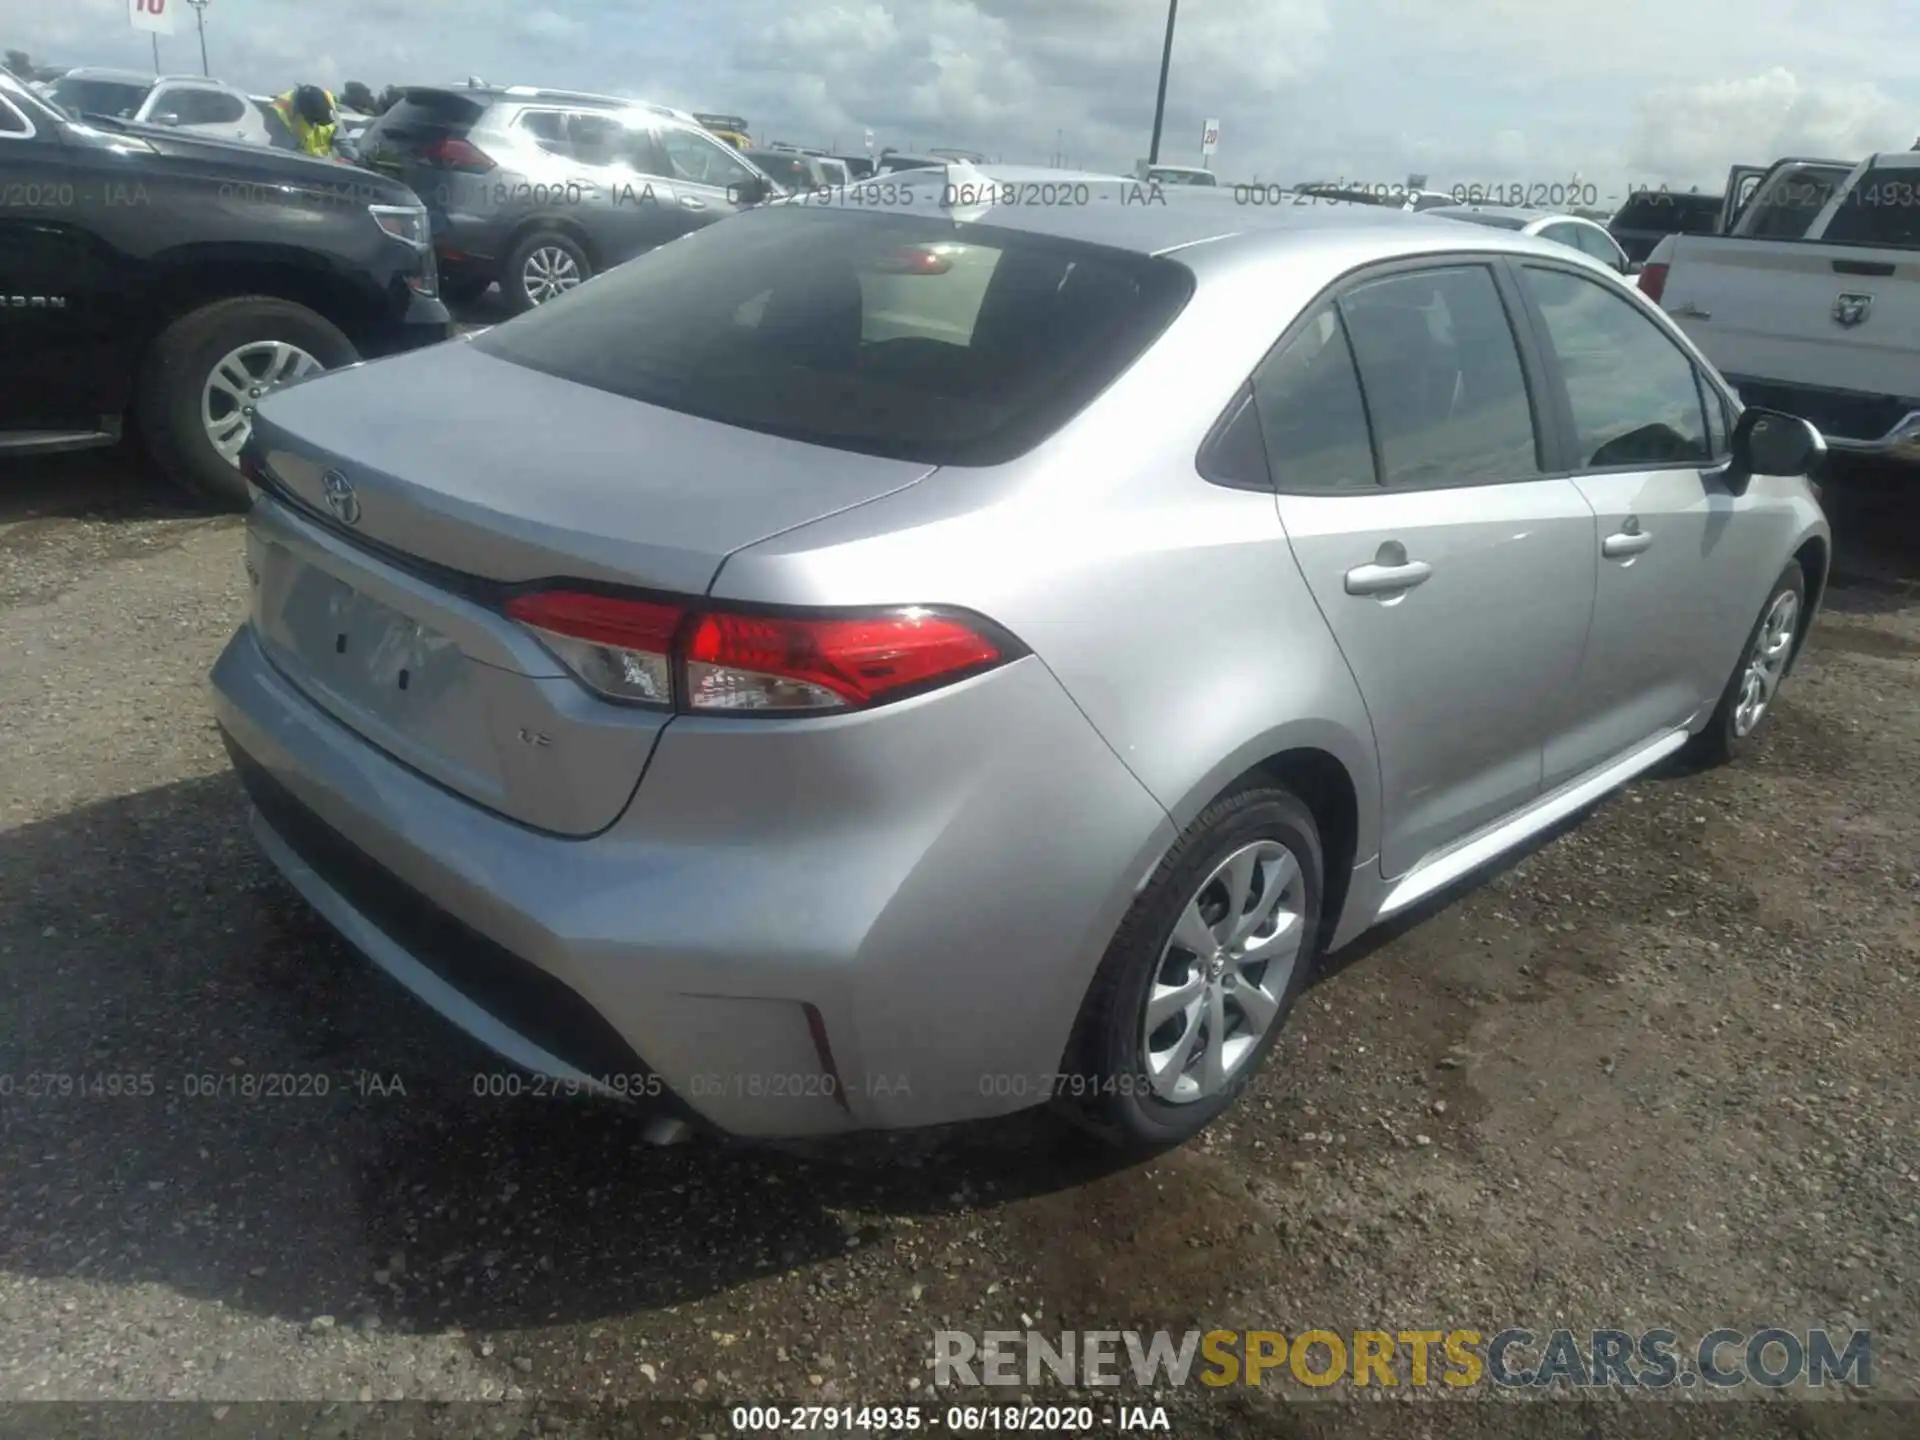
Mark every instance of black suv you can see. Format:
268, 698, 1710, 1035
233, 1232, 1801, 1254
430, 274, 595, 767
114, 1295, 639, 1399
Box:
0, 72, 449, 505
1607, 189, 1723, 263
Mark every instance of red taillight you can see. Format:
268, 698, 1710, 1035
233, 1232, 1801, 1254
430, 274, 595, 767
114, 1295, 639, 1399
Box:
684, 608, 1002, 711
505, 591, 684, 706
503, 591, 1011, 714
422, 135, 496, 173
1637, 262, 1668, 303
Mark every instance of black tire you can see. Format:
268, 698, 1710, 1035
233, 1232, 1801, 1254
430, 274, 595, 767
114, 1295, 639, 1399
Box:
135, 296, 357, 509
502, 229, 592, 315
1684, 561, 1809, 767
1059, 783, 1324, 1154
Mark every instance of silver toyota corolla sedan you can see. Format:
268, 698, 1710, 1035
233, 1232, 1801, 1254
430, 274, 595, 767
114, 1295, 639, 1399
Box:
211, 168, 1830, 1151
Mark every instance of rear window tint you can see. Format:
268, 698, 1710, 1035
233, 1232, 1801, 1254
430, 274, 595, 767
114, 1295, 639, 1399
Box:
472, 206, 1193, 466
1822, 169, 1920, 249
368, 91, 486, 139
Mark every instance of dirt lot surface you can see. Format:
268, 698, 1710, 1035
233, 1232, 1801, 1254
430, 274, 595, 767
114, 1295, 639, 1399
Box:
2, 446, 1916, 1440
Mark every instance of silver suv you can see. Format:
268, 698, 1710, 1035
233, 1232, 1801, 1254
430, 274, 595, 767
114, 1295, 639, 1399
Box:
46, 69, 270, 146
357, 83, 776, 312
212, 173, 1830, 1152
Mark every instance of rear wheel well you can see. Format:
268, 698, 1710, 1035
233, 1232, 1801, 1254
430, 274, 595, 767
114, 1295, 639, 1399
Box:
1246, 748, 1359, 952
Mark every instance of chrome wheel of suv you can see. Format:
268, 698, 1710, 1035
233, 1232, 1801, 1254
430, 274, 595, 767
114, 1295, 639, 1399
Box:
1142, 838, 1305, 1103
522, 245, 583, 305
201, 340, 324, 462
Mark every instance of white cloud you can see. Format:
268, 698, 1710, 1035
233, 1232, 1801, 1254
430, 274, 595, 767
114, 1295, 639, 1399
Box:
1626, 68, 1913, 185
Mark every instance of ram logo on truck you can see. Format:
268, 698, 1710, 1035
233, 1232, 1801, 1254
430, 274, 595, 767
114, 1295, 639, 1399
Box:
3, 294, 68, 309
1832, 293, 1873, 329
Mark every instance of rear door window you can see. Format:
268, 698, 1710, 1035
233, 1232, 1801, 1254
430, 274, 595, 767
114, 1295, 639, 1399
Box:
1521, 265, 1710, 468
1337, 266, 1543, 487
472, 206, 1193, 465
1246, 308, 1378, 491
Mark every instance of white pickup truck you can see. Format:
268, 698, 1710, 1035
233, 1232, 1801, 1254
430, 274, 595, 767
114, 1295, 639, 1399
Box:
1639, 151, 1920, 464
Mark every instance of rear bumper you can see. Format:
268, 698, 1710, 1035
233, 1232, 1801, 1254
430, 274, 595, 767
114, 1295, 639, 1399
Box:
210, 623, 1174, 1138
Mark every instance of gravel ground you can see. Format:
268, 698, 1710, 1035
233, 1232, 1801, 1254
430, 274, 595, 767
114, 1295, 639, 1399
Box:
1, 445, 1916, 1440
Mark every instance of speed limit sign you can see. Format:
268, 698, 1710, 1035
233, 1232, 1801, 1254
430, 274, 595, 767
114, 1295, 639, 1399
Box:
128, 0, 177, 34
1201, 118, 1220, 156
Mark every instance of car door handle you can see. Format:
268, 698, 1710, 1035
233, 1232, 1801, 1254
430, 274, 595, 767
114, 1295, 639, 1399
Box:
681, 195, 708, 210
1344, 560, 1433, 596
1602, 530, 1654, 558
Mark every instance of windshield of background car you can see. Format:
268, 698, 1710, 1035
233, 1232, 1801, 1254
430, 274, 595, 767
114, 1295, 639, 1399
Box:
49, 77, 149, 118
472, 205, 1194, 465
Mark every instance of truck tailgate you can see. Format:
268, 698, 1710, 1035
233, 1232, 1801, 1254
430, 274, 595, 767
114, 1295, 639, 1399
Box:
1661, 237, 1920, 414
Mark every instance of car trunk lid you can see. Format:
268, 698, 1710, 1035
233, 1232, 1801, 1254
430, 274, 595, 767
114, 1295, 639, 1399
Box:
242, 341, 935, 835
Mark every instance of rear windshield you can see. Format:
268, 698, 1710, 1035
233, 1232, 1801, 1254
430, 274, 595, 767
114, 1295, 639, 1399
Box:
473, 206, 1193, 465
1822, 167, 1920, 249
366, 90, 486, 142
48, 77, 149, 119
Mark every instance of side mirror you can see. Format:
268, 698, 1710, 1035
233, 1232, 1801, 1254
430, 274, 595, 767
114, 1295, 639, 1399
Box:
729, 175, 772, 207
152, 112, 182, 126
1725, 407, 1825, 494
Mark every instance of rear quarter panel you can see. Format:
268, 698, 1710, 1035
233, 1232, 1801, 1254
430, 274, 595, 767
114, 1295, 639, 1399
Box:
710, 238, 1386, 870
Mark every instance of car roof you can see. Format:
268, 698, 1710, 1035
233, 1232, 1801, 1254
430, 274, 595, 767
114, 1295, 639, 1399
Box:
414, 83, 698, 127
777, 164, 1607, 273
55, 67, 164, 85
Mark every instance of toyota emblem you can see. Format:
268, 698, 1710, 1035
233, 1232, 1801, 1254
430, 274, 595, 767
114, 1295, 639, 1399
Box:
321, 470, 362, 526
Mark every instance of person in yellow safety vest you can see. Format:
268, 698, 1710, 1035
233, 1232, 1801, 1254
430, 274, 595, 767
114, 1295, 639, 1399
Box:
272, 85, 338, 158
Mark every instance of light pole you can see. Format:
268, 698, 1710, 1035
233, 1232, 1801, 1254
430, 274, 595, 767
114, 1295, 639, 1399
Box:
186, 0, 210, 77
1146, 0, 1178, 166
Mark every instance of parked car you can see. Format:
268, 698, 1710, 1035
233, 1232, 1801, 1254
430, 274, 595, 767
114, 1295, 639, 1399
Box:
1607, 188, 1722, 263
211, 165, 1829, 1151
1642, 150, 1920, 465
832, 153, 876, 180
1145, 164, 1218, 187
742, 147, 833, 194
356, 84, 776, 312
46, 67, 271, 146
692, 112, 751, 149
1295, 181, 1455, 212
873, 150, 947, 175
1431, 204, 1633, 275
0, 71, 449, 504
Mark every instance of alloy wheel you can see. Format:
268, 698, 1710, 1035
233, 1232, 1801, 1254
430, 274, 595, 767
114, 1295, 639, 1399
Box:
522, 246, 583, 305
201, 340, 324, 464
1732, 589, 1800, 738
1141, 839, 1307, 1104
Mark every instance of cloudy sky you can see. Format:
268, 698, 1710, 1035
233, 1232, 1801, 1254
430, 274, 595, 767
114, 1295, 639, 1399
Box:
9, 0, 1918, 197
